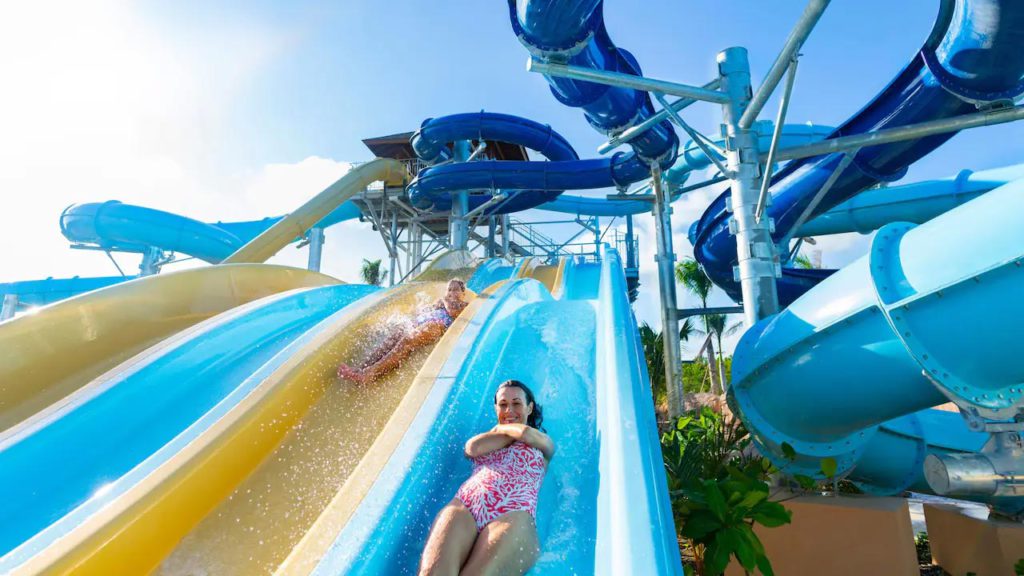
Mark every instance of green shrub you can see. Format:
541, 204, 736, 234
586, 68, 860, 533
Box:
662, 408, 791, 576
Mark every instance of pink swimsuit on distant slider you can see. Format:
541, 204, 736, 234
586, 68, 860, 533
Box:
456, 441, 547, 531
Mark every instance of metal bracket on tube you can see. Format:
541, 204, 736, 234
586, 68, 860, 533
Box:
597, 79, 721, 154
528, 57, 730, 104
653, 92, 733, 178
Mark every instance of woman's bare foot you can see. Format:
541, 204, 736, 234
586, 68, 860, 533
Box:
337, 363, 366, 383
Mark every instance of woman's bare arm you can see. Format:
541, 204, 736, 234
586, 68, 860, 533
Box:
493, 424, 556, 461
464, 428, 516, 458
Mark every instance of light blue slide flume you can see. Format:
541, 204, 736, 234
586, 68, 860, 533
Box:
311, 250, 681, 576
0, 199, 363, 311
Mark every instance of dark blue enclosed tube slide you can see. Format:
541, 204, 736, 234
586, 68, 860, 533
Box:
407, 112, 676, 215
691, 0, 1024, 305
406, 0, 681, 215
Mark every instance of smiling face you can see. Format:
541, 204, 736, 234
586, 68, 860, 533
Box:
445, 280, 466, 303
494, 385, 533, 426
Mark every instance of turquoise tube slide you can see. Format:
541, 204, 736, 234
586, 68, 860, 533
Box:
730, 175, 1024, 513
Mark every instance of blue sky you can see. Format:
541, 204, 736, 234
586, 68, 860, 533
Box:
2, 1, 1022, 352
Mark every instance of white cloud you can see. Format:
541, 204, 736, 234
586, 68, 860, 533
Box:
0, 1, 294, 282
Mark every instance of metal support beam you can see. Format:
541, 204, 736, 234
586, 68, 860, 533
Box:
773, 105, 1024, 162
306, 227, 325, 272
654, 92, 732, 177
755, 57, 799, 223
625, 214, 637, 271
450, 140, 471, 250
1, 294, 18, 321
501, 214, 511, 258
467, 141, 487, 162
719, 47, 780, 326
780, 149, 858, 250
650, 165, 684, 418
139, 247, 164, 276
388, 210, 399, 286
486, 217, 497, 257
739, 0, 830, 129
597, 79, 721, 154
605, 175, 730, 203
528, 58, 730, 104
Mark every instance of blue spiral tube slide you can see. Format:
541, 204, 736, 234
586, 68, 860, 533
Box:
692, 0, 1024, 305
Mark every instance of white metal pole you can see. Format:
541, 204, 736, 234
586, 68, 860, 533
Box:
450, 140, 472, 250
719, 47, 780, 326
651, 166, 684, 418
307, 227, 324, 272
1, 294, 18, 321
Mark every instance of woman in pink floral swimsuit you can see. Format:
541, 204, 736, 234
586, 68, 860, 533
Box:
419, 380, 555, 576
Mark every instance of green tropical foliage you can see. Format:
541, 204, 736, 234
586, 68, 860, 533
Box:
640, 320, 694, 409
360, 258, 386, 286
662, 408, 791, 576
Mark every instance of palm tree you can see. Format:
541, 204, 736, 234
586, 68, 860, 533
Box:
793, 253, 814, 269
703, 313, 744, 389
675, 258, 723, 394
640, 319, 694, 412
360, 258, 386, 286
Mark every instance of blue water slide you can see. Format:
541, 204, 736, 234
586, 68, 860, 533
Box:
507, 1, 677, 165
411, 0, 683, 216
409, 109, 832, 218
730, 176, 1024, 513
0, 284, 377, 565
0, 200, 364, 310
464, 257, 516, 293
311, 250, 680, 575
408, 112, 670, 215
692, 0, 1024, 305
60, 200, 363, 264
0, 276, 134, 309
796, 163, 1024, 236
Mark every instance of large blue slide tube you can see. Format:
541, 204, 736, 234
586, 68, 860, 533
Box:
507, 1, 677, 165
407, 111, 674, 215
692, 0, 1024, 305
795, 164, 1024, 237
730, 177, 1024, 510
0, 200, 363, 309
60, 200, 362, 264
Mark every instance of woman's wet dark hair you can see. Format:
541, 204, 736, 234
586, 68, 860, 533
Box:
495, 379, 544, 431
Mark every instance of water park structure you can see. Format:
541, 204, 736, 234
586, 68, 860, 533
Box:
3, 0, 1024, 574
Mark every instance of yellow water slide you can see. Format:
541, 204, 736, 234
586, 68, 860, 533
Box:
13, 260, 479, 575
0, 158, 410, 437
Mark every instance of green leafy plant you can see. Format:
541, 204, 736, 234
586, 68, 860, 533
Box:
1015, 557, 1024, 575
914, 531, 931, 565
662, 408, 792, 575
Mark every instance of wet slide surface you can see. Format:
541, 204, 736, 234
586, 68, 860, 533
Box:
0, 266, 480, 574
311, 253, 678, 575
155, 279, 470, 575
0, 265, 338, 434
0, 283, 376, 568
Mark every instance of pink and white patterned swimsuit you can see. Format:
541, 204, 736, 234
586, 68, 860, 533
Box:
456, 441, 547, 531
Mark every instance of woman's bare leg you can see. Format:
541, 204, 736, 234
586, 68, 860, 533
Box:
418, 499, 478, 576
460, 511, 540, 576
361, 323, 445, 381
359, 327, 405, 368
